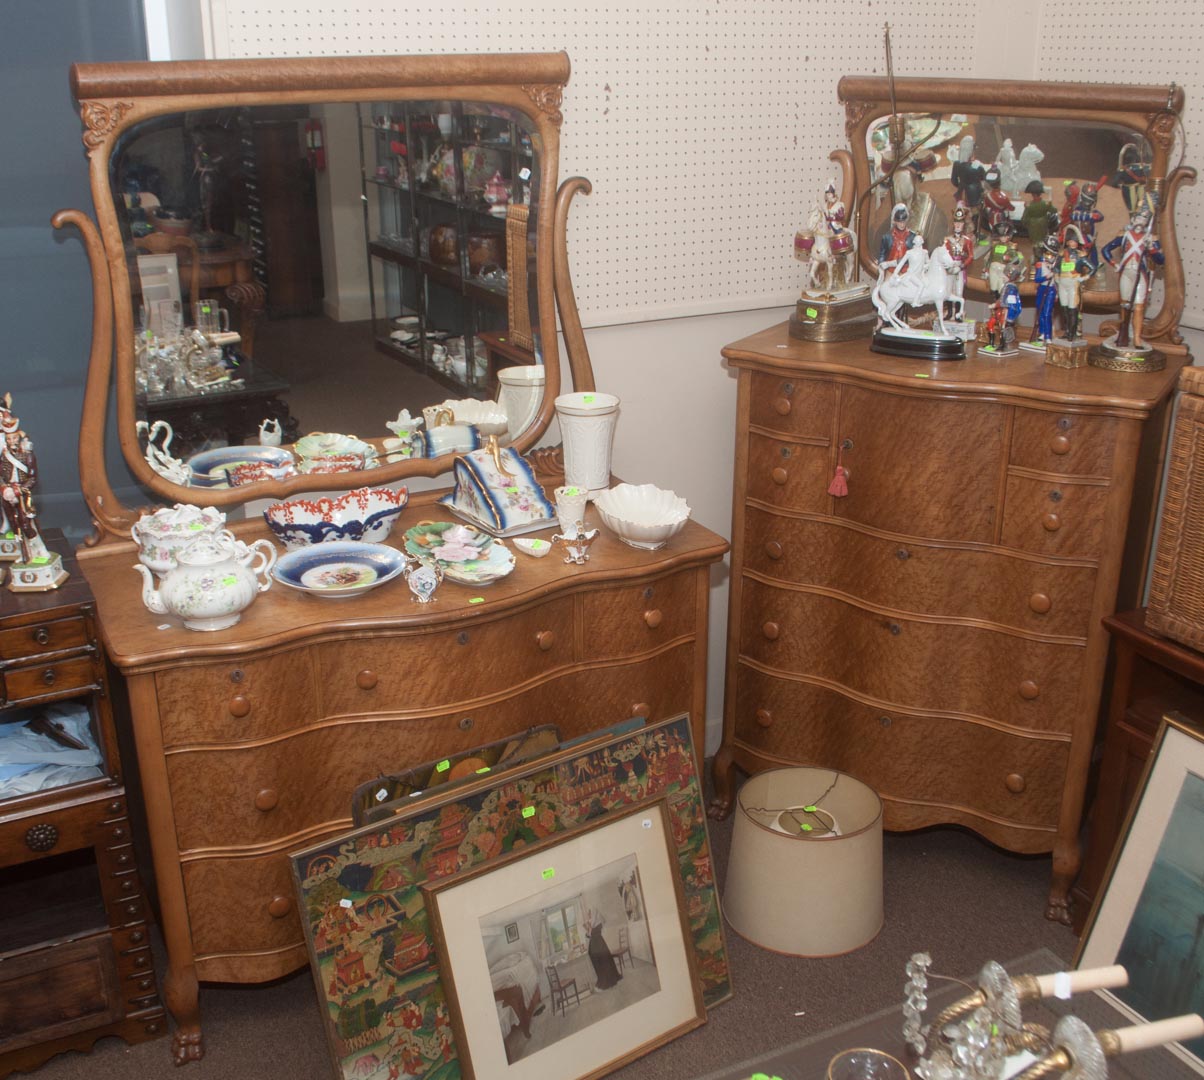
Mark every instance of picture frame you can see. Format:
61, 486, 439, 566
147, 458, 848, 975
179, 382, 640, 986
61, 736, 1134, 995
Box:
506, 922, 521, 944
289, 713, 731, 1080
424, 799, 705, 1080
1076, 713, 1204, 1074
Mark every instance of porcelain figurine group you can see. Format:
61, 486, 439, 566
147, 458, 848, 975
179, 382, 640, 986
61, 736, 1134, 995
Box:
842, 130, 1166, 358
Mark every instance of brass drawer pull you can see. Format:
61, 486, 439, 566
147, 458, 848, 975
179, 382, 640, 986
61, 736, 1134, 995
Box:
254, 788, 279, 812
356, 670, 378, 690
762, 621, 780, 641
267, 895, 291, 919
771, 466, 789, 486
25, 823, 58, 852
33, 627, 50, 646
536, 630, 555, 651
1019, 680, 1040, 700
644, 609, 663, 629
755, 708, 773, 728
1005, 773, 1027, 793
458, 716, 474, 731
42, 668, 57, 686
228, 694, 251, 718
764, 540, 783, 560
1042, 513, 1061, 533
1029, 592, 1052, 614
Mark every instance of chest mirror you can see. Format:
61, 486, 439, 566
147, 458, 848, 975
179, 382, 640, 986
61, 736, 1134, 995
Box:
838, 77, 1192, 348
66, 53, 579, 538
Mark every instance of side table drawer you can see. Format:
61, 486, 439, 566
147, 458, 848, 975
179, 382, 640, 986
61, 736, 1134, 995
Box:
1009, 409, 1118, 478
0, 614, 89, 662
581, 572, 698, 660
1001, 474, 1109, 559
746, 371, 836, 439
1, 653, 99, 707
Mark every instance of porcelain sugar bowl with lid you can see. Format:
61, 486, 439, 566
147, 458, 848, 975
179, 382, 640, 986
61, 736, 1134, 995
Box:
133, 532, 277, 631
131, 502, 229, 576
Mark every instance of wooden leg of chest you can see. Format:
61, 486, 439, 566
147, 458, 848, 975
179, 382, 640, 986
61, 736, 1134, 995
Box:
126, 675, 205, 1063
708, 743, 738, 819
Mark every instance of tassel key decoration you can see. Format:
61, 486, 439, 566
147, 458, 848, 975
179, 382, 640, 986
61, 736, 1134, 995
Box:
828, 441, 850, 498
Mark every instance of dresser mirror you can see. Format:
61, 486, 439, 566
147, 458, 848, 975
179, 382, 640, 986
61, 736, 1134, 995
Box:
66, 53, 577, 538
839, 77, 1192, 347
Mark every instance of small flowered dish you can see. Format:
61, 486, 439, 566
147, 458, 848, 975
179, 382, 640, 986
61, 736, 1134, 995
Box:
403, 521, 515, 585
272, 541, 407, 598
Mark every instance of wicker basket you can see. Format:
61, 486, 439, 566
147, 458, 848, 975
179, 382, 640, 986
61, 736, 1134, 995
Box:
1147, 366, 1204, 649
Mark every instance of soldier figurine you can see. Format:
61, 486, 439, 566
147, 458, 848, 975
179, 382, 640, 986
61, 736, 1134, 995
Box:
942, 206, 975, 321
1028, 233, 1061, 347
877, 202, 919, 270
1055, 226, 1092, 342
982, 220, 1025, 299
0, 393, 68, 591
1067, 181, 1104, 275
1102, 203, 1164, 350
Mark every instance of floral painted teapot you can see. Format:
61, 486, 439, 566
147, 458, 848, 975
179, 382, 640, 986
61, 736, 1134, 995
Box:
133, 532, 277, 632
131, 503, 229, 576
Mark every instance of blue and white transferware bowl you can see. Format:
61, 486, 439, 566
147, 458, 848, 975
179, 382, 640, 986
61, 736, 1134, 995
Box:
264, 487, 409, 550
188, 445, 296, 489
272, 541, 407, 598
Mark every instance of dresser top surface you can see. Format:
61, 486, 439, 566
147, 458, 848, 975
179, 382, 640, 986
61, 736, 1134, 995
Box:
723, 322, 1189, 415
77, 505, 728, 672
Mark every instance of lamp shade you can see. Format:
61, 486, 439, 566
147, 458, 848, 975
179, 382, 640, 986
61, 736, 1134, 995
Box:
723, 767, 883, 956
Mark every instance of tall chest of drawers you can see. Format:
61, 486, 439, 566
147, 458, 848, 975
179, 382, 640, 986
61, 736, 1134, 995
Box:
710, 322, 1185, 922
78, 505, 726, 1062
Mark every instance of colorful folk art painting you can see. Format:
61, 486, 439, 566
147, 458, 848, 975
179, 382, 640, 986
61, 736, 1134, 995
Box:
290, 715, 730, 1080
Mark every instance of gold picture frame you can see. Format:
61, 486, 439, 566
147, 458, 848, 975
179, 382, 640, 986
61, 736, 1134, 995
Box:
423, 799, 705, 1080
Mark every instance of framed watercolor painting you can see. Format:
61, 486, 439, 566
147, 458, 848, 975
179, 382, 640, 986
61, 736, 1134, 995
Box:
424, 800, 705, 1080
289, 713, 730, 1080
1077, 713, 1204, 1075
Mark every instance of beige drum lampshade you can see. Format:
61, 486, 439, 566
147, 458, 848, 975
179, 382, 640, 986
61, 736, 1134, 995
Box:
723, 766, 883, 956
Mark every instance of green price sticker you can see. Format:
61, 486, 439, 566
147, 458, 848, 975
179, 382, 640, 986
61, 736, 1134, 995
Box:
541, 867, 556, 881
436, 759, 450, 773
564, 487, 580, 496
221, 575, 238, 586
804, 805, 818, 812
1061, 260, 1075, 272
805, 306, 818, 319
522, 806, 536, 819
583, 394, 595, 404
505, 486, 519, 494
469, 597, 485, 604
994, 244, 1007, 255
800, 823, 813, 832
4, 531, 14, 539
476, 766, 491, 774
914, 373, 931, 379
189, 521, 204, 529
31, 556, 50, 565
531, 540, 545, 549
201, 302, 212, 314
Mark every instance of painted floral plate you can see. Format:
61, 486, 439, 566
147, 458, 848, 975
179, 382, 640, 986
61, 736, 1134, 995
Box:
402, 521, 515, 585
272, 541, 407, 598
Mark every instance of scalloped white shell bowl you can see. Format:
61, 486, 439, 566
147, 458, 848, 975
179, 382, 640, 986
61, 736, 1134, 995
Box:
594, 483, 691, 550
441, 398, 509, 436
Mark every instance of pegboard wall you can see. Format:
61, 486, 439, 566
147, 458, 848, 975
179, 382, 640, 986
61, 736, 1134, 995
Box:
200, 0, 1202, 330
202, 0, 986, 327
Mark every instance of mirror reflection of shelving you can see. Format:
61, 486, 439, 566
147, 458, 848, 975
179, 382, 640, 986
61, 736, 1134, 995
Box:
359, 99, 537, 397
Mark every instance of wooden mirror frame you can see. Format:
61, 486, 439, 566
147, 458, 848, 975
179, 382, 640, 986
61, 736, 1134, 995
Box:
63, 52, 588, 542
838, 76, 1194, 349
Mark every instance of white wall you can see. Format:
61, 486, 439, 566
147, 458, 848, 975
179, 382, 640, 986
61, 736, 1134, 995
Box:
156, 0, 1204, 753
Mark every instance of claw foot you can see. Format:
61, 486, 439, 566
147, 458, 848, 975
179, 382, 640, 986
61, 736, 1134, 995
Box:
1044, 897, 1072, 926
172, 1026, 204, 1065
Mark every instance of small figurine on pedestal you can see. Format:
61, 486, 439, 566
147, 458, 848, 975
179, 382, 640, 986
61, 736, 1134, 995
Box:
979, 164, 1015, 240
1067, 180, 1104, 275
941, 206, 975, 322
1054, 225, 1093, 343
1100, 202, 1164, 355
0, 393, 68, 592
1020, 180, 1055, 250
1021, 234, 1062, 352
982, 221, 1025, 299
981, 262, 1024, 355
871, 229, 965, 360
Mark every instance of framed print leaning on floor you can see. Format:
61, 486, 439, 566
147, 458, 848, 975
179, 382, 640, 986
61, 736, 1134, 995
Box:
425, 799, 705, 1080
1077, 713, 1204, 1075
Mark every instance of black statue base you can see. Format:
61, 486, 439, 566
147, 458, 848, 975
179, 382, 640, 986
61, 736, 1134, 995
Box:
870, 328, 966, 361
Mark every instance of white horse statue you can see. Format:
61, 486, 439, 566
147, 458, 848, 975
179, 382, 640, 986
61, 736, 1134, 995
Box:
871, 243, 957, 336
794, 206, 859, 295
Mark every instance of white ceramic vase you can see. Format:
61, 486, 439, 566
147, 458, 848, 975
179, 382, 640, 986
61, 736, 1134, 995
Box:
497, 365, 546, 441
555, 392, 620, 494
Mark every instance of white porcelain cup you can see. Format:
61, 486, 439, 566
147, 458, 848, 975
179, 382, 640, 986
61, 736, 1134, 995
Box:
554, 485, 590, 537
555, 392, 620, 493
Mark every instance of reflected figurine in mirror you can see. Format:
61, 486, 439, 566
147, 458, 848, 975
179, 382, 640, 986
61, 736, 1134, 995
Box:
1055, 226, 1093, 342
1102, 200, 1163, 353
950, 134, 987, 218
1066, 180, 1104, 275
1021, 180, 1056, 250
982, 220, 1025, 300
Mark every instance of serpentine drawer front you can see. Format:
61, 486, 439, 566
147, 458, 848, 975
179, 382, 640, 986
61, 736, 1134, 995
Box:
713, 321, 1184, 926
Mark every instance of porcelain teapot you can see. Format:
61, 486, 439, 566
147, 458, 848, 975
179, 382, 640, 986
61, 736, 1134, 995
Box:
133, 532, 277, 632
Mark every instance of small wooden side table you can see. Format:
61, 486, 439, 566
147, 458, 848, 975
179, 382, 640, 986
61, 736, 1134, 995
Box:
1071, 608, 1204, 931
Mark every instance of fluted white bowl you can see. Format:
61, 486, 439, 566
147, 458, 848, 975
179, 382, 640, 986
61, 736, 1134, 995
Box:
441, 398, 509, 437
594, 483, 691, 550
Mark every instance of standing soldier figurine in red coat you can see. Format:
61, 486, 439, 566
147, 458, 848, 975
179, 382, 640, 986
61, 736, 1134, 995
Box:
1102, 201, 1164, 351
0, 392, 68, 592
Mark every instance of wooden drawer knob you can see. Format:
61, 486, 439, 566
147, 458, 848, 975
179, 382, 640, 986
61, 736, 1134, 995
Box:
267, 895, 291, 919
228, 695, 251, 718
771, 466, 789, 486
254, 788, 279, 812
755, 707, 773, 728
1050, 434, 1071, 455
1042, 513, 1061, 532
644, 609, 663, 629
1019, 680, 1040, 700
773, 397, 792, 416
536, 630, 556, 651
1029, 592, 1052, 614
764, 540, 783, 560
631, 702, 651, 719
1005, 773, 1027, 793
762, 621, 780, 641
356, 670, 378, 690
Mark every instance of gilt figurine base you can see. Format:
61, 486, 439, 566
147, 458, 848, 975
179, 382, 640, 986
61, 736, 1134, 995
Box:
6, 553, 69, 592
1089, 338, 1166, 373
789, 288, 876, 343
1045, 339, 1091, 369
